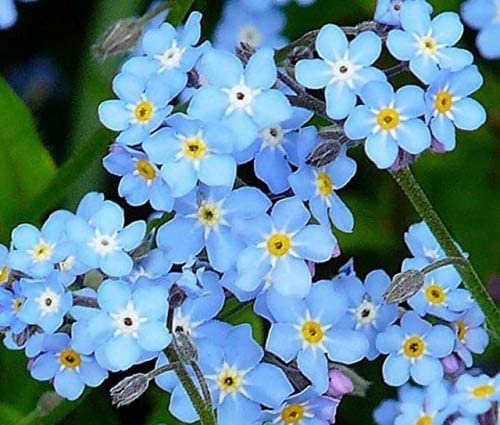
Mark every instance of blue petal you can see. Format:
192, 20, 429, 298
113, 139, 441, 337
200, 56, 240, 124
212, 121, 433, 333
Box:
387, 30, 416, 61
439, 47, 473, 71
432, 12, 463, 45
218, 393, 261, 425
245, 363, 293, 407
201, 49, 243, 88
156, 218, 203, 264
142, 24, 176, 56
376, 325, 404, 354
325, 83, 356, 120
349, 31, 382, 66
266, 289, 307, 323
307, 281, 348, 324
245, 48, 277, 90
98, 280, 131, 313
324, 328, 368, 363
206, 228, 245, 272
410, 356, 443, 385
401, 311, 432, 335
395, 119, 431, 154
104, 335, 141, 371
91, 202, 124, 235
79, 360, 108, 387
0, 0, 17, 29
118, 221, 146, 251
222, 111, 259, 151
169, 383, 200, 423
30, 353, 59, 381
382, 354, 411, 386
137, 322, 172, 352
297, 348, 329, 393
449, 65, 483, 98
477, 25, 500, 59
271, 197, 309, 233
252, 90, 292, 129
364, 132, 399, 169
360, 81, 394, 110
293, 225, 335, 261
224, 324, 263, 369
224, 187, 271, 219
452, 98, 486, 131
271, 257, 311, 297
187, 86, 228, 121
161, 160, 197, 197
54, 369, 85, 400
328, 194, 354, 233
255, 148, 291, 194
409, 55, 439, 85
425, 324, 454, 357
199, 155, 236, 188
400, 1, 431, 35
266, 323, 301, 362
100, 251, 133, 277
316, 24, 348, 62
98, 100, 130, 131
295, 59, 331, 89
430, 116, 456, 151
395, 85, 425, 118
343, 105, 375, 140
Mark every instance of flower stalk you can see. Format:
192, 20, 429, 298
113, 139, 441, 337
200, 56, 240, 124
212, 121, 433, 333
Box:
390, 166, 500, 341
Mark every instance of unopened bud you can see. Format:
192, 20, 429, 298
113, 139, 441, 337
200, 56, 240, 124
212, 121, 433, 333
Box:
236, 42, 257, 63
93, 18, 144, 62
169, 284, 188, 309
36, 392, 63, 416
110, 373, 150, 407
288, 46, 314, 65
12, 325, 42, 347
72, 294, 99, 308
441, 354, 465, 380
384, 269, 424, 304
328, 369, 354, 398
174, 330, 198, 364
0, 326, 9, 334
306, 139, 342, 168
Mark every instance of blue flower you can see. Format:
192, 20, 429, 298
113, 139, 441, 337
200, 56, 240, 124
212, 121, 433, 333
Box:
374, 399, 400, 425
296, 24, 385, 120
344, 81, 430, 169
244, 106, 312, 194
157, 185, 270, 272
386, 1, 473, 84
234, 197, 336, 297
8, 210, 72, 278
408, 266, 472, 320
0, 281, 27, 333
143, 113, 237, 197
103, 145, 174, 211
17, 272, 72, 333
337, 269, 399, 360
168, 324, 293, 425
124, 12, 207, 98
266, 281, 368, 392
87, 279, 171, 371
214, 1, 287, 51
454, 373, 500, 416
0, 244, 10, 285
29, 333, 108, 400
425, 66, 486, 152
394, 381, 453, 425
289, 130, 357, 232
374, 0, 433, 26
0, 0, 39, 29
260, 387, 339, 425
98, 71, 173, 146
127, 248, 172, 283
376, 311, 455, 386
403, 221, 445, 268
66, 200, 146, 277
452, 305, 489, 367
188, 48, 292, 151
461, 0, 500, 59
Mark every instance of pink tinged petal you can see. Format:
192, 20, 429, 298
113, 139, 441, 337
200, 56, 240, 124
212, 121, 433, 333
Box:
364, 132, 399, 169
452, 98, 486, 131
382, 354, 411, 386
410, 356, 444, 385
295, 59, 332, 89
316, 24, 348, 62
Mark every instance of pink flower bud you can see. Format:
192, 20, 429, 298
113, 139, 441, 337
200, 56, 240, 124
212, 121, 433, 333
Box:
441, 354, 464, 376
328, 369, 354, 398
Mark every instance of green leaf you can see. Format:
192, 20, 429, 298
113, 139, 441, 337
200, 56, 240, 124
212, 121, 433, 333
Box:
0, 402, 24, 424
0, 77, 56, 242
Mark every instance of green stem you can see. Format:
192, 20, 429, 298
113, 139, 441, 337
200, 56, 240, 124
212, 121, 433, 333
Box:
391, 166, 500, 341
165, 346, 216, 425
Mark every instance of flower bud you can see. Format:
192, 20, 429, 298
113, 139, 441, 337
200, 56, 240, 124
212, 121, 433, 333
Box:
36, 392, 63, 416
288, 46, 314, 65
93, 17, 144, 62
441, 354, 465, 380
306, 139, 342, 168
328, 369, 354, 398
174, 330, 198, 364
384, 269, 424, 304
110, 373, 150, 407
169, 284, 188, 309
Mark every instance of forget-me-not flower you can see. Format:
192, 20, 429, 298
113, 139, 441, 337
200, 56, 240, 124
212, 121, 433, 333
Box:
454, 373, 500, 416
452, 305, 489, 367
374, 0, 433, 26
461, 0, 500, 59
296, 23, 385, 120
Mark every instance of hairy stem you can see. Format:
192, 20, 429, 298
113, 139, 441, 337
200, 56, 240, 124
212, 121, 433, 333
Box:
165, 345, 216, 425
391, 166, 500, 341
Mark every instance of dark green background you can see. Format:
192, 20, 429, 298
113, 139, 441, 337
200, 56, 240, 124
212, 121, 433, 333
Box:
0, 0, 498, 423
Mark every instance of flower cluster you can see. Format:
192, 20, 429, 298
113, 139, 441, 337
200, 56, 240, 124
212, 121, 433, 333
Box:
0, 1, 497, 424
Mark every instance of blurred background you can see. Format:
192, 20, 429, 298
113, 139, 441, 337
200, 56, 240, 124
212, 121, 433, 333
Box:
0, 0, 498, 423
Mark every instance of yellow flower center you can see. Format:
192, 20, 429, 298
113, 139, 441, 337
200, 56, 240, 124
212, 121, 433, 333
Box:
416, 415, 433, 425
135, 159, 156, 180
59, 348, 82, 369
456, 320, 467, 341
377, 108, 400, 130
183, 137, 207, 160
218, 370, 242, 394
134, 100, 154, 122
32, 243, 53, 262
0, 266, 9, 283
424, 284, 446, 305
435, 91, 453, 114
301, 321, 324, 345
403, 336, 426, 358
12, 298, 23, 312
266, 233, 291, 257
281, 403, 305, 424
472, 384, 495, 398
197, 203, 220, 227
317, 172, 333, 196
421, 37, 438, 52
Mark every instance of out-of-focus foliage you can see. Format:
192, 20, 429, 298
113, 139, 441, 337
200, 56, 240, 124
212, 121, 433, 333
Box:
0, 0, 497, 423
